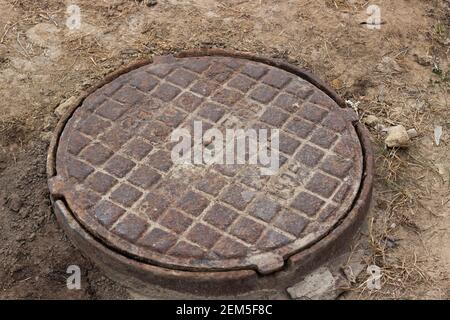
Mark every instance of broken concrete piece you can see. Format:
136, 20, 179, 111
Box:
287, 267, 341, 300
7, 195, 23, 212
385, 125, 410, 148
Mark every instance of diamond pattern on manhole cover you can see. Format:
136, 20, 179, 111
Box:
50, 55, 363, 273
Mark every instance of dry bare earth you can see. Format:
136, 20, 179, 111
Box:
0, 0, 448, 299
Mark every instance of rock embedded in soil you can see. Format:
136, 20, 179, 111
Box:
55, 96, 77, 117
7, 195, 23, 212
407, 128, 418, 139
40, 131, 53, 143
363, 115, 379, 127
385, 125, 410, 148
139, 0, 157, 6
412, 50, 433, 66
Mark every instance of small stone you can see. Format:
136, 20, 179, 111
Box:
375, 123, 386, 132
55, 96, 77, 117
377, 56, 402, 74
363, 115, 379, 127
141, 0, 157, 6
331, 78, 343, 90
412, 51, 432, 66
383, 236, 398, 248
407, 128, 418, 139
39, 131, 53, 143
7, 196, 23, 212
385, 125, 410, 148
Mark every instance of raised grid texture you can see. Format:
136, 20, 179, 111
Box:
54, 56, 363, 272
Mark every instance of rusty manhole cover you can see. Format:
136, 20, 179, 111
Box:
48, 50, 373, 296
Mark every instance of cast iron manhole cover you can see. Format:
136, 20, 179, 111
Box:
48, 50, 373, 296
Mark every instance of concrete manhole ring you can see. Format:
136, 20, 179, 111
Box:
47, 49, 373, 297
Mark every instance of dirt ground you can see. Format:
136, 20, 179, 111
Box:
0, 0, 448, 299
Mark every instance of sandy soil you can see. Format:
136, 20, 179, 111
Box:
0, 0, 448, 299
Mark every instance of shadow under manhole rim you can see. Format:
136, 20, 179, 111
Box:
47, 49, 374, 297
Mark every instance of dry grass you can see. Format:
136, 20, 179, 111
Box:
350, 89, 448, 298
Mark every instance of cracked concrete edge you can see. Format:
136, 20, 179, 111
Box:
286, 249, 366, 300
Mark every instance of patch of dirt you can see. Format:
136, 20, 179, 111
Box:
0, 0, 448, 299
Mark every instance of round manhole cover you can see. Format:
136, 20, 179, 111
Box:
48, 50, 373, 295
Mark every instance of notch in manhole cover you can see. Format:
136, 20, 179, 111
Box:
47, 49, 373, 297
